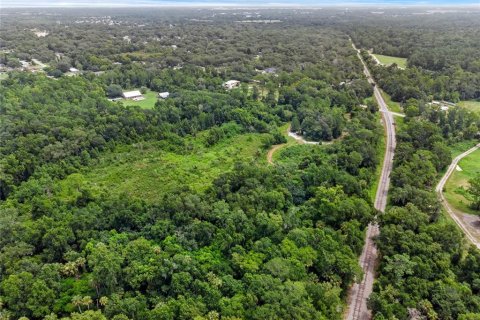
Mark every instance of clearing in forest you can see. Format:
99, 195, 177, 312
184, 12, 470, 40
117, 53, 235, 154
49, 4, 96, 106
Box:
458, 100, 480, 114
444, 148, 480, 215
122, 89, 159, 109
373, 54, 407, 69
57, 132, 268, 203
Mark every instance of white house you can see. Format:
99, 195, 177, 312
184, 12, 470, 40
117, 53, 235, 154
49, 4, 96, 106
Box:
223, 80, 240, 90
158, 92, 170, 99
122, 90, 144, 101
428, 100, 456, 112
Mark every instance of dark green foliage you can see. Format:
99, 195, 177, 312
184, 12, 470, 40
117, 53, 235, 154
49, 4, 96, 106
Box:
0, 10, 381, 319
351, 14, 480, 101
1, 7, 479, 320
372, 109, 480, 319
106, 84, 123, 98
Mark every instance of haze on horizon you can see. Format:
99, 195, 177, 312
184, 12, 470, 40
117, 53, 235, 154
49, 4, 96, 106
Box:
2, 0, 480, 7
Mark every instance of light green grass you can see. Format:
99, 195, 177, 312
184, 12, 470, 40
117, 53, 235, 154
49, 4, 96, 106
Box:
444, 148, 480, 215
57, 132, 268, 203
393, 114, 406, 132
122, 90, 158, 109
373, 54, 407, 69
449, 140, 479, 158
458, 100, 480, 114
0, 73, 8, 80
380, 89, 402, 113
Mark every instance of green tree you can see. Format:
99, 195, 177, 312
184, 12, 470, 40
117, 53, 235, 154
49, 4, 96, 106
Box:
27, 280, 56, 317
106, 84, 123, 98
87, 243, 123, 296
1, 272, 34, 317
468, 173, 480, 210
291, 116, 301, 133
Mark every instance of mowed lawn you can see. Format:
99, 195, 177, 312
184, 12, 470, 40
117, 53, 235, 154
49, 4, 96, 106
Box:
57, 132, 268, 203
458, 100, 480, 114
373, 54, 407, 69
122, 90, 158, 109
444, 148, 480, 215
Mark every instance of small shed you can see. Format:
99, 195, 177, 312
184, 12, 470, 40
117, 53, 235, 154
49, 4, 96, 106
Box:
223, 80, 240, 90
123, 90, 144, 100
159, 92, 170, 99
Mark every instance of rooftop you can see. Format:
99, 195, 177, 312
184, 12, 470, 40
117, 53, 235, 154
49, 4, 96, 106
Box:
123, 90, 143, 98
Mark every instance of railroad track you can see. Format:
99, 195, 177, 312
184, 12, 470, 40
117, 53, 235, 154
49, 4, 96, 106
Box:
345, 41, 396, 320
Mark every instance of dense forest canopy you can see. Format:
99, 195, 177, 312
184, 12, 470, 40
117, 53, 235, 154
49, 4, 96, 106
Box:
0, 7, 480, 320
348, 12, 480, 101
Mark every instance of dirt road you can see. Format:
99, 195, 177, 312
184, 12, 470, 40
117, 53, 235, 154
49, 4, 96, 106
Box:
436, 143, 480, 249
267, 125, 321, 164
267, 143, 285, 164
345, 41, 397, 320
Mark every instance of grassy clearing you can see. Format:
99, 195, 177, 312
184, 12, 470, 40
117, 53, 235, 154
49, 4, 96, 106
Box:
58, 131, 268, 203
393, 114, 406, 132
444, 148, 480, 215
0, 73, 8, 80
449, 140, 479, 158
373, 54, 407, 69
122, 89, 158, 109
273, 143, 319, 168
458, 100, 480, 114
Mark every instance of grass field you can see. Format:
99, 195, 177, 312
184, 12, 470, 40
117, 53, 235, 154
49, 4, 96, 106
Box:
458, 100, 480, 114
57, 131, 268, 203
444, 148, 480, 215
122, 89, 158, 109
449, 140, 479, 158
0, 73, 8, 80
373, 54, 407, 69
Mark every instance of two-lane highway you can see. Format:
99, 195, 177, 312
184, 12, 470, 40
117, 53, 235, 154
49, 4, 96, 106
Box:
345, 42, 397, 320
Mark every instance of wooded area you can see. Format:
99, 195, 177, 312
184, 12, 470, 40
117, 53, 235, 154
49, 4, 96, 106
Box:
0, 7, 479, 320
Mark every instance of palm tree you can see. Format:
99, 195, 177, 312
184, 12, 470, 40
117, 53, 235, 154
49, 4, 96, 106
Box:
72, 295, 83, 312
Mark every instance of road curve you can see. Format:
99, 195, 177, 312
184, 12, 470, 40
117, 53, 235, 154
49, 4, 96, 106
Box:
436, 143, 480, 250
345, 42, 397, 320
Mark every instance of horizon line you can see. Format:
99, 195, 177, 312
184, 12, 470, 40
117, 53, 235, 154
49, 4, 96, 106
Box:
2, 3, 480, 8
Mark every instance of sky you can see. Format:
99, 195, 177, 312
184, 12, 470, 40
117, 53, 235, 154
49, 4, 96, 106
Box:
2, 0, 480, 6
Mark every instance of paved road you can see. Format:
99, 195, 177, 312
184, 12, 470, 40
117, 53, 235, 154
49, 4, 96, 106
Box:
436, 143, 480, 250
345, 42, 397, 320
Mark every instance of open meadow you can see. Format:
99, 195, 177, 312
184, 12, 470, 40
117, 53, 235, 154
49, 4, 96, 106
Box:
373, 54, 407, 69
458, 100, 480, 114
122, 89, 159, 109
444, 148, 480, 215
57, 131, 268, 203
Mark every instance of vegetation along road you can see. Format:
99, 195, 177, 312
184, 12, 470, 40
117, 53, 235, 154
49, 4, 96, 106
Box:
436, 143, 480, 250
346, 42, 397, 320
